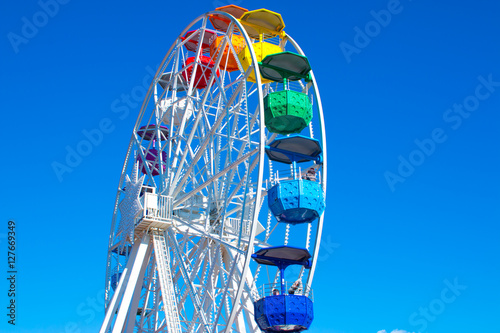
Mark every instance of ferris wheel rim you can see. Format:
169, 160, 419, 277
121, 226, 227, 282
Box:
282, 33, 328, 291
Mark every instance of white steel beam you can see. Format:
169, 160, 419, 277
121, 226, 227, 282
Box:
111, 235, 152, 333
124, 240, 153, 333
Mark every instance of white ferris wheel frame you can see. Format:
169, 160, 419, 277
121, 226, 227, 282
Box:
101, 9, 327, 333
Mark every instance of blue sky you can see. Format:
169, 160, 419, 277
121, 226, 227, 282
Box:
1, 0, 499, 332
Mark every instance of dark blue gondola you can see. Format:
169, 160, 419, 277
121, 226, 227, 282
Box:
252, 246, 314, 332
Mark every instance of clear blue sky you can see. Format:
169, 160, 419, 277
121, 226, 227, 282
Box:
1, 0, 499, 332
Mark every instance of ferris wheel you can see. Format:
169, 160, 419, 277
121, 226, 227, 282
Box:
100, 5, 327, 333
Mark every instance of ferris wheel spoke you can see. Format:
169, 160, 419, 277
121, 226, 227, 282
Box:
184, 249, 210, 309
217, 113, 257, 179
210, 248, 241, 332
225, 185, 265, 220
169, 82, 250, 205
227, 254, 261, 331
166, 229, 212, 332
185, 245, 224, 332
170, 80, 248, 199
201, 245, 221, 316
233, 289, 258, 333
220, 246, 255, 332
169, 114, 218, 196
174, 147, 258, 209
167, 90, 210, 177
173, 216, 245, 254
172, 235, 204, 286
222, 145, 260, 207
168, 114, 197, 174
169, 239, 205, 322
